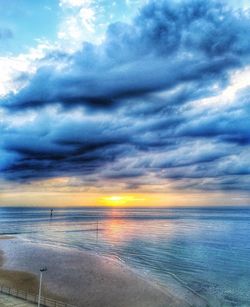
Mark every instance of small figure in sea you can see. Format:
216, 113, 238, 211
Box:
50, 208, 54, 217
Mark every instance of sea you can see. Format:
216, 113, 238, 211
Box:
0, 206, 249, 306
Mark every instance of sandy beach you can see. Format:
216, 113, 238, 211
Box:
0, 236, 206, 307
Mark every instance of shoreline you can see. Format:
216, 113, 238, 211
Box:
19, 236, 209, 306
0, 236, 207, 307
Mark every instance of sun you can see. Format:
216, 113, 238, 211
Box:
107, 196, 123, 202
102, 195, 128, 206
100, 195, 145, 207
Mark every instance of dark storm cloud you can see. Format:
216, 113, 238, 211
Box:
2, 0, 250, 110
0, 0, 250, 193
0, 115, 134, 181
4, 56, 237, 111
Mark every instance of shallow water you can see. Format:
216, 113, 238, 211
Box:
0, 206, 250, 306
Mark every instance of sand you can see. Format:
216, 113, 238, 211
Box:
0, 236, 15, 240
0, 237, 207, 307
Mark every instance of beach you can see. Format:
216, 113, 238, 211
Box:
0, 236, 196, 307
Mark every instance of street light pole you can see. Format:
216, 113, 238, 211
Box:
38, 267, 47, 307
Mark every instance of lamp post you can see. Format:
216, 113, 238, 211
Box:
38, 267, 47, 307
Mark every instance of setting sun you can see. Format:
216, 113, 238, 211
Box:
100, 195, 145, 206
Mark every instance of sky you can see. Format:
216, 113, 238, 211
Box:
0, 0, 250, 207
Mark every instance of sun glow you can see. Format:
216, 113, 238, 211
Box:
100, 195, 145, 206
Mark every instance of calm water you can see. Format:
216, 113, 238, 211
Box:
0, 206, 250, 306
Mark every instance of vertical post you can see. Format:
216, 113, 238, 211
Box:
38, 267, 47, 307
38, 271, 43, 307
96, 217, 99, 243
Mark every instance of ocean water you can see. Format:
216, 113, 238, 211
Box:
0, 206, 250, 306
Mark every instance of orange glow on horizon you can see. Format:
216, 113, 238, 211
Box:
100, 195, 146, 207
0, 181, 249, 207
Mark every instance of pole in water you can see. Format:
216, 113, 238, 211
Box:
96, 217, 99, 242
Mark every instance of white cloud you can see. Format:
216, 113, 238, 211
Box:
79, 7, 96, 32
194, 66, 250, 110
0, 40, 60, 98
59, 0, 92, 8
57, 0, 99, 51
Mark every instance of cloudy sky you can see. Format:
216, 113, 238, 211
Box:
0, 0, 250, 207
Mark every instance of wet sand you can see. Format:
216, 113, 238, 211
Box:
0, 237, 206, 307
0, 236, 15, 240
